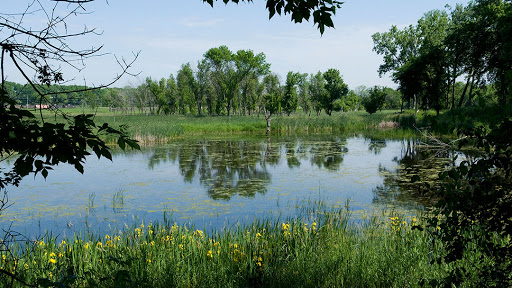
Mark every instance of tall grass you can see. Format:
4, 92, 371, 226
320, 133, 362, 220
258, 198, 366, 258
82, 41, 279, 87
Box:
1, 205, 447, 287
69, 110, 411, 144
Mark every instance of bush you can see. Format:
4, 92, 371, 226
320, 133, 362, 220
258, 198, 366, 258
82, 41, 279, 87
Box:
362, 86, 386, 114
426, 117, 512, 287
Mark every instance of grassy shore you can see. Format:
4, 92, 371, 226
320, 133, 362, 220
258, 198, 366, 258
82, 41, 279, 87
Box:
2, 206, 449, 288
40, 108, 421, 144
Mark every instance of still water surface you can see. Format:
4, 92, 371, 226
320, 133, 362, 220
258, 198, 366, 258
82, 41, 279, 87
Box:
1, 135, 436, 239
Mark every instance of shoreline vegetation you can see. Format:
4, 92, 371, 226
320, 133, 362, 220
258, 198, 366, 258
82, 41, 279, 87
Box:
3, 203, 450, 288
39, 107, 500, 145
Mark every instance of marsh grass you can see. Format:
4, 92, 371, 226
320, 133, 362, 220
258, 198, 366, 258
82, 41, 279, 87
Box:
1, 205, 448, 288
52, 110, 414, 144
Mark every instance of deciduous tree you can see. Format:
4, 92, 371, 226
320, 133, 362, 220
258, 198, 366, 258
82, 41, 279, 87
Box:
322, 68, 348, 115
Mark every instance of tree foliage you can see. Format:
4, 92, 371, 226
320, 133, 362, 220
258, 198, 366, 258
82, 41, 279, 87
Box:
281, 71, 301, 115
373, 0, 512, 111
425, 118, 512, 287
203, 0, 343, 34
322, 68, 348, 115
361, 86, 386, 114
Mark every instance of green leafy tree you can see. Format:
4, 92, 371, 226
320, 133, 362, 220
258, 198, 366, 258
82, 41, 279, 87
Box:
322, 68, 348, 115
196, 59, 210, 116
373, 10, 450, 113
203, 46, 236, 115
308, 71, 327, 115
204, 46, 269, 116
296, 73, 311, 115
240, 73, 261, 115
281, 71, 301, 115
163, 75, 178, 114
382, 87, 402, 109
176, 63, 197, 115
362, 86, 386, 114
262, 73, 282, 134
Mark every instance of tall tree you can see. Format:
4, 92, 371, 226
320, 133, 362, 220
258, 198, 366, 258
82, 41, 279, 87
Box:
281, 71, 301, 115
164, 75, 178, 114
322, 68, 348, 115
262, 73, 282, 134
196, 59, 210, 116
373, 9, 451, 113
296, 73, 311, 115
309, 71, 327, 115
204, 46, 270, 116
176, 63, 197, 115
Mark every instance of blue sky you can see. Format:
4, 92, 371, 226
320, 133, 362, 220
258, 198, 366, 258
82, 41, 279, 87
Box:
4, 0, 469, 90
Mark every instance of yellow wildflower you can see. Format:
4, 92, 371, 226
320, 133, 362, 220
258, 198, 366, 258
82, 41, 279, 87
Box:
207, 250, 213, 258
48, 258, 57, 264
146, 259, 151, 263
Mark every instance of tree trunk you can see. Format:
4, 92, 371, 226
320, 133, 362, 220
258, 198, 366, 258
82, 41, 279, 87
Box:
265, 111, 271, 135
458, 72, 473, 107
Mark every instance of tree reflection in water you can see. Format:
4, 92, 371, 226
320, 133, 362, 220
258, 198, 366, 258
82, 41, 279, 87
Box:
372, 138, 461, 208
145, 137, 348, 200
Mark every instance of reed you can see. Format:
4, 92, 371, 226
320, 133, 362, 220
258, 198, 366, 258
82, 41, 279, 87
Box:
1, 204, 449, 287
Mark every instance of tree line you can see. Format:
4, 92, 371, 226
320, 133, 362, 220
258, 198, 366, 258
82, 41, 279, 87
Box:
372, 0, 512, 114
6, 45, 405, 116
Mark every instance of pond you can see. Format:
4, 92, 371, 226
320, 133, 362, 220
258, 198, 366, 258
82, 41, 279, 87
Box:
0, 135, 457, 239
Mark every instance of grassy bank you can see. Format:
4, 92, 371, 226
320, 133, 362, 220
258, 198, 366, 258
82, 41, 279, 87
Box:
38, 105, 512, 143
40, 109, 417, 144
1, 207, 448, 288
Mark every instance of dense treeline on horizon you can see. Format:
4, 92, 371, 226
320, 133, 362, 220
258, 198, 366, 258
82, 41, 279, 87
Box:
4, 52, 402, 117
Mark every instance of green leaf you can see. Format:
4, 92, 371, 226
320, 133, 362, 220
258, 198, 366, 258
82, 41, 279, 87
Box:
411, 175, 421, 183
118, 137, 126, 150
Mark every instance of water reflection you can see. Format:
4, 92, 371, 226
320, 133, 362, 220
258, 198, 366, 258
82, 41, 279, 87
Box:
367, 138, 387, 155
144, 137, 348, 200
1, 135, 468, 239
372, 138, 461, 208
